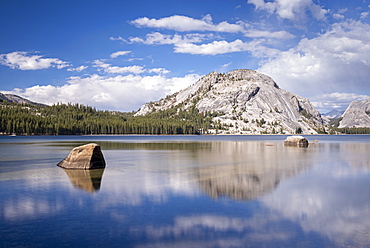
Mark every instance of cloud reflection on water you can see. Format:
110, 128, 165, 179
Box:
2, 139, 370, 247
4, 196, 63, 221
102, 141, 370, 247
261, 143, 370, 247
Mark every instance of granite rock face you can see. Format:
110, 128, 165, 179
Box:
339, 97, 370, 128
57, 143, 106, 170
284, 136, 309, 147
0, 92, 46, 106
135, 69, 324, 134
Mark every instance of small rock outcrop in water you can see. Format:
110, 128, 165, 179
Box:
57, 143, 106, 170
284, 136, 309, 147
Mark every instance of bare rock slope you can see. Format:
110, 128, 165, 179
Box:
135, 69, 324, 134
0, 92, 46, 107
339, 97, 370, 128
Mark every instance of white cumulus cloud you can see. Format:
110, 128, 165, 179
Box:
244, 30, 295, 39
333, 13, 344, 20
93, 60, 145, 74
110, 51, 131, 58
257, 20, 370, 112
67, 65, 88, 72
125, 18, 295, 56
104, 65, 145, 74
248, 0, 328, 21
124, 31, 293, 56
311, 92, 370, 112
174, 39, 279, 57
0, 51, 70, 70
174, 39, 254, 55
360, 12, 369, 19
130, 14, 246, 33
148, 68, 170, 74
126, 32, 215, 45
7, 73, 201, 111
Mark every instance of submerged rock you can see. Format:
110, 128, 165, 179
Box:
284, 136, 309, 147
57, 143, 106, 170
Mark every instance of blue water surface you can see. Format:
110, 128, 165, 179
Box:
1, 135, 370, 247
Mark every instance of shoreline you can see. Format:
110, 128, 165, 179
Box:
1, 133, 366, 137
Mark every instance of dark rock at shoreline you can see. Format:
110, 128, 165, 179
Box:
57, 143, 106, 170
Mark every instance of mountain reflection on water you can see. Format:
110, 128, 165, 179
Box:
192, 142, 311, 200
1, 136, 370, 248
195, 162, 306, 201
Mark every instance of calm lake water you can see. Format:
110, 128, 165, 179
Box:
1, 135, 370, 248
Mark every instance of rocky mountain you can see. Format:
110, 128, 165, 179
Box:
323, 109, 344, 119
0, 92, 46, 107
338, 97, 370, 128
135, 69, 324, 134
322, 109, 344, 125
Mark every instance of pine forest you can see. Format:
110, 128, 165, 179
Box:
0, 102, 212, 135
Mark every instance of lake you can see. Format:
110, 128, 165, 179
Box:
1, 135, 370, 247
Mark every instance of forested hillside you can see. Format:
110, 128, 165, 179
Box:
0, 102, 212, 135
2, 101, 370, 135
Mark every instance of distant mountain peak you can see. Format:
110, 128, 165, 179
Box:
0, 92, 46, 107
135, 69, 324, 134
323, 109, 344, 119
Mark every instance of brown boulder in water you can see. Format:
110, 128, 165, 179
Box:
57, 143, 106, 170
284, 136, 309, 147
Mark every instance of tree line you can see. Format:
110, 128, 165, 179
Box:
330, 127, 370, 134
0, 102, 212, 135
2, 101, 370, 135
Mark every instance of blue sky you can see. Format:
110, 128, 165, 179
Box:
1, 0, 370, 113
